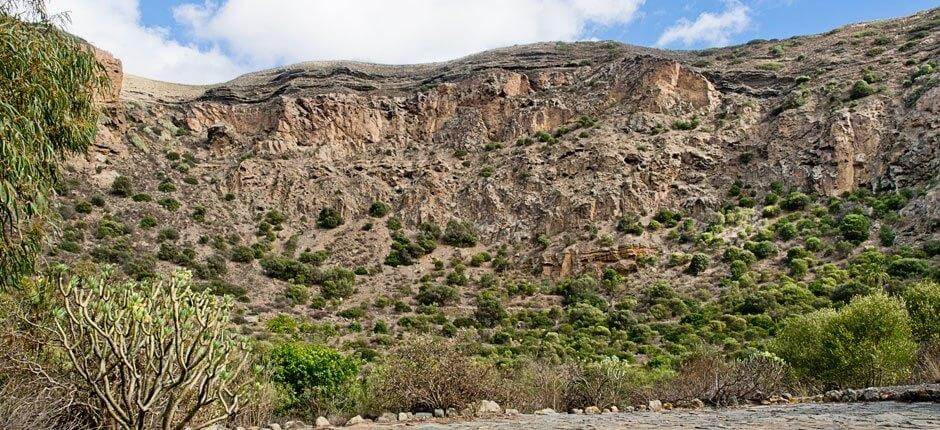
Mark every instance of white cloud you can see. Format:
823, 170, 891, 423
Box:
45, 0, 644, 85
47, 0, 247, 84
656, 1, 750, 48
173, 0, 644, 70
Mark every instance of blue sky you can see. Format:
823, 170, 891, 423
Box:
49, 0, 940, 84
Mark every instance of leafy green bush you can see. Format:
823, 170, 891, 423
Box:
616, 213, 643, 235
415, 283, 458, 306
158, 197, 181, 212
902, 281, 940, 343
138, 216, 157, 229
849, 80, 876, 100
369, 201, 390, 217
888, 257, 930, 279
319, 268, 356, 299
474, 290, 507, 328
285, 284, 310, 305
316, 207, 344, 229
230, 245, 255, 263
745, 240, 778, 260
269, 342, 359, 408
781, 192, 810, 211
840, 214, 870, 244
687, 253, 709, 275
773, 293, 917, 388
110, 175, 134, 197
442, 220, 477, 247
653, 209, 683, 228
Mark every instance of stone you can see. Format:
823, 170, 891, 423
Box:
637, 405, 648, 412
663, 402, 673, 410
269, 424, 283, 430
571, 408, 584, 415
476, 400, 502, 416
610, 406, 619, 413
315, 416, 330, 428
603, 408, 611, 413
585, 406, 601, 414
397, 412, 411, 421
434, 408, 445, 418
691, 399, 705, 409
648, 400, 663, 412
505, 408, 520, 415
625, 406, 635, 412
415, 412, 434, 420
446, 407, 457, 417
345, 415, 364, 426
535, 408, 557, 415
377, 412, 398, 423
284, 421, 306, 430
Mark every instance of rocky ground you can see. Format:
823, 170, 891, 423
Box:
377, 402, 940, 430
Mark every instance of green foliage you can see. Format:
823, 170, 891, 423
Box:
415, 283, 458, 306
616, 213, 643, 235
902, 281, 940, 343
474, 290, 507, 328
773, 294, 917, 388
0, 11, 104, 286
849, 80, 876, 99
878, 225, 895, 246
745, 240, 778, 260
687, 253, 709, 275
781, 192, 810, 211
110, 175, 134, 197
887, 257, 929, 279
839, 214, 871, 244
671, 115, 700, 130
319, 268, 356, 299
269, 342, 359, 406
316, 207, 344, 229
369, 201, 390, 217
653, 209, 683, 228
299, 249, 330, 265
442, 220, 477, 247
230, 245, 255, 263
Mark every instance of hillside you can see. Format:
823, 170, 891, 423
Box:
50, 8, 938, 367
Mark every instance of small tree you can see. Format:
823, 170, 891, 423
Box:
50, 269, 251, 430
316, 207, 344, 229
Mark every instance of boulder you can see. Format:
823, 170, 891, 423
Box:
584, 406, 601, 414
314, 416, 330, 428
345, 415, 364, 426
535, 408, 557, 415
648, 400, 663, 412
475, 400, 502, 416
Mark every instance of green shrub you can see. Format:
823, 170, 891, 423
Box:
653, 209, 683, 228
157, 180, 176, 193
319, 268, 356, 299
902, 281, 940, 343
59, 240, 81, 253
849, 80, 876, 100
131, 193, 152, 202
745, 240, 778, 260
442, 220, 477, 247
840, 214, 870, 244
671, 116, 700, 130
887, 257, 929, 279
415, 283, 458, 306
110, 175, 134, 197
158, 197, 181, 212
369, 201, 390, 217
316, 207, 344, 229
687, 253, 709, 275
473, 290, 507, 328
776, 222, 797, 241
230, 245, 255, 263
781, 192, 810, 211
138, 216, 157, 229
157, 227, 179, 242
299, 249, 330, 265
773, 293, 917, 388
616, 213, 643, 235
269, 342, 359, 407
74, 200, 92, 214
285, 284, 310, 305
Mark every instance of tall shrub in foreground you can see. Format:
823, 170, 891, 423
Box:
0, 2, 104, 287
773, 293, 917, 388
50, 269, 252, 429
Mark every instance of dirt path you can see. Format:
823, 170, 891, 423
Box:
376, 402, 940, 429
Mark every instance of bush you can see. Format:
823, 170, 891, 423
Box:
745, 240, 778, 260
369, 201, 390, 217
687, 253, 709, 275
138, 215, 157, 229
230, 245, 255, 263
368, 337, 501, 412
299, 249, 330, 265
415, 283, 458, 306
781, 192, 810, 211
887, 257, 929, 279
158, 197, 181, 212
319, 268, 356, 299
616, 213, 643, 235
653, 209, 683, 228
47, 270, 251, 428
442, 220, 477, 247
285, 284, 310, 305
773, 293, 917, 388
316, 207, 344, 229
110, 175, 134, 197
474, 290, 507, 328
849, 80, 876, 100
902, 281, 940, 343
839, 214, 870, 244
269, 342, 359, 412
74, 200, 92, 214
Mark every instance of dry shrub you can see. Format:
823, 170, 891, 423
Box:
912, 341, 940, 383
367, 336, 502, 412
566, 358, 663, 409
665, 351, 789, 405
0, 376, 99, 430
503, 360, 578, 412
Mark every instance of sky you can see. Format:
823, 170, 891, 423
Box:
46, 0, 940, 85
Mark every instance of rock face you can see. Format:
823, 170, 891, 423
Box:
65, 9, 940, 314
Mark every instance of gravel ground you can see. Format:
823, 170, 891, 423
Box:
375, 402, 940, 429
